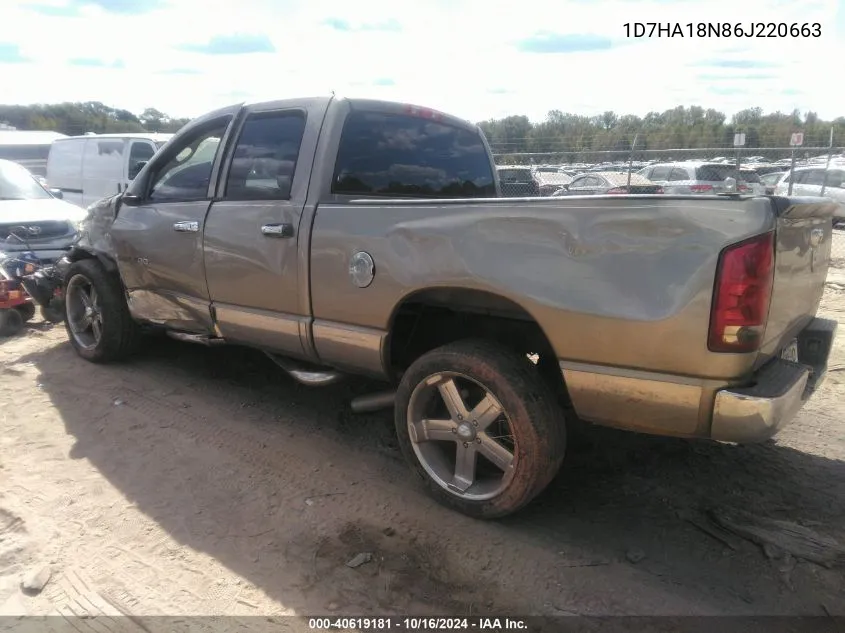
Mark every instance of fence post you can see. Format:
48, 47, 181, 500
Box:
626, 133, 638, 190
820, 127, 834, 197
787, 147, 797, 195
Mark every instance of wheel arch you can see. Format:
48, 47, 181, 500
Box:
383, 286, 569, 403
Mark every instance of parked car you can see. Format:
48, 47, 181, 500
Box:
496, 165, 539, 197
751, 164, 790, 177
553, 171, 663, 196
774, 165, 845, 223
58, 96, 837, 520
760, 171, 786, 195
638, 162, 743, 194
0, 158, 85, 263
533, 168, 572, 196
739, 168, 766, 196
47, 133, 173, 208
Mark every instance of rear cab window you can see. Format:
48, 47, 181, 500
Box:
332, 110, 496, 198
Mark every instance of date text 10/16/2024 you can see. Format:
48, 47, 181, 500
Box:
308, 618, 528, 631
624, 22, 821, 38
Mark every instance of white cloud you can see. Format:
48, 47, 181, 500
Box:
0, 0, 841, 124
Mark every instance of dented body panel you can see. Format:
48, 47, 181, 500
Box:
67, 96, 838, 443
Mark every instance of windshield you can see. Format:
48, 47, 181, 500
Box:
0, 160, 51, 201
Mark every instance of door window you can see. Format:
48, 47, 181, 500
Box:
224, 110, 307, 200
825, 170, 845, 189
148, 118, 230, 201
801, 170, 826, 186
649, 166, 672, 180
668, 168, 689, 181
128, 141, 155, 179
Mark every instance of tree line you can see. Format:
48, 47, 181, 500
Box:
0, 101, 190, 135
479, 107, 845, 156
2, 101, 843, 158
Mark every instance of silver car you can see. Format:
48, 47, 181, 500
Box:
638, 161, 743, 195
552, 171, 663, 195
774, 165, 845, 223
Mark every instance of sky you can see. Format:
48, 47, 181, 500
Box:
0, 0, 843, 124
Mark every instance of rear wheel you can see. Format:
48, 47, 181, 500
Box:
394, 339, 566, 519
64, 259, 139, 362
0, 308, 24, 337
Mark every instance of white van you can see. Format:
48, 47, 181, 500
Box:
46, 133, 173, 208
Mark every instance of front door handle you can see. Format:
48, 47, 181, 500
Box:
173, 221, 199, 233
261, 223, 294, 238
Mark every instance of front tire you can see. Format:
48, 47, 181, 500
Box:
63, 259, 139, 363
394, 339, 567, 519
0, 309, 24, 337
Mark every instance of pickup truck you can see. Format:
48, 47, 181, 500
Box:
59, 96, 838, 519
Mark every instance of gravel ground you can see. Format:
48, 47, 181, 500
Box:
0, 234, 843, 626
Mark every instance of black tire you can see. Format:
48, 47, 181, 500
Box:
0, 308, 24, 337
394, 339, 567, 519
40, 300, 65, 324
15, 302, 36, 322
63, 259, 139, 363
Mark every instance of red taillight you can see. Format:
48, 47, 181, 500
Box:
654, 186, 664, 194
738, 183, 750, 192
708, 232, 775, 353
606, 187, 627, 194
690, 184, 714, 193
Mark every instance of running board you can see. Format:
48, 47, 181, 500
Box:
264, 352, 344, 387
166, 331, 226, 346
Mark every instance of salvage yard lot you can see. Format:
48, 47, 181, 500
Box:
1, 234, 845, 619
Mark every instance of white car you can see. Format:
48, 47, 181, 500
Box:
773, 165, 845, 224
0, 159, 86, 263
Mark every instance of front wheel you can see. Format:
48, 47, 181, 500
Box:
394, 339, 567, 519
0, 308, 24, 337
64, 259, 139, 362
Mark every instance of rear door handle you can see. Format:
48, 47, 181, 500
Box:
261, 223, 294, 238
173, 221, 199, 233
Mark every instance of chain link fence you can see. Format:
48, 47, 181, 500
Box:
493, 143, 845, 263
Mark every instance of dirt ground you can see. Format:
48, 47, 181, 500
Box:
1, 240, 845, 622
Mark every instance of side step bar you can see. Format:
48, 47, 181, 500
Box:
166, 331, 226, 346
264, 352, 345, 387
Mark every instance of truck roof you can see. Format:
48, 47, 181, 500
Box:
219, 95, 478, 132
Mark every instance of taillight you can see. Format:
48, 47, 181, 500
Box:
606, 187, 627, 194
738, 183, 750, 192
708, 232, 775, 353
690, 184, 714, 193
654, 186, 664, 194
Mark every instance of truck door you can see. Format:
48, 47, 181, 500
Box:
202, 99, 329, 358
109, 112, 236, 332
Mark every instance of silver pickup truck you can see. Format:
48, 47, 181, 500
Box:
59, 96, 838, 519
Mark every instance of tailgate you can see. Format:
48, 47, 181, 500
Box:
756, 196, 837, 367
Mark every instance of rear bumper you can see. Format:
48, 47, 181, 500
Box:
710, 317, 838, 443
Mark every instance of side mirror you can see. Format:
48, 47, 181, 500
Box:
121, 193, 142, 206
49, 188, 63, 199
